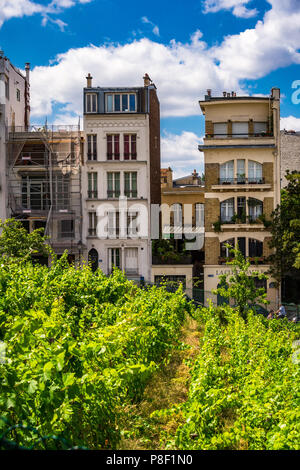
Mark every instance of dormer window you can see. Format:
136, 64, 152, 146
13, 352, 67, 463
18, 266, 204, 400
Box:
106, 93, 136, 112
86, 93, 97, 113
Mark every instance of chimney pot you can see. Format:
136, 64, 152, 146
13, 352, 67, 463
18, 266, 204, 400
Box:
223, 91, 227, 97
86, 73, 93, 88
207, 89, 212, 97
143, 73, 151, 87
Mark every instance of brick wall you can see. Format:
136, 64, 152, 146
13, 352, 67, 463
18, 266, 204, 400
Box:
205, 163, 219, 190
263, 197, 274, 219
205, 198, 219, 231
149, 87, 161, 205
263, 162, 273, 188
280, 131, 300, 187
205, 120, 213, 136
205, 238, 219, 265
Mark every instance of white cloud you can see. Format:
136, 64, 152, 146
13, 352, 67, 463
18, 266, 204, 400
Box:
161, 131, 204, 178
281, 116, 300, 131
0, 0, 92, 29
202, 0, 258, 18
27, 1, 300, 123
141, 16, 160, 36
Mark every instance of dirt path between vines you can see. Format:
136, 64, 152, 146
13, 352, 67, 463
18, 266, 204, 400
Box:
118, 315, 202, 450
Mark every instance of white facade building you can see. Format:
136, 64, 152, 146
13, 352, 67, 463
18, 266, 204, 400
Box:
82, 74, 161, 282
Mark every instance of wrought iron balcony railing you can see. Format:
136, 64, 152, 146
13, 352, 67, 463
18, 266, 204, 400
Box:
218, 177, 265, 185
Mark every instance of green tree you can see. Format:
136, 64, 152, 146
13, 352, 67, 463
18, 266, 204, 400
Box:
0, 218, 49, 260
266, 171, 300, 283
213, 244, 268, 320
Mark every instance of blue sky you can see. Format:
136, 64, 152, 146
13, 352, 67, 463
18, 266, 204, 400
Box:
1, 0, 300, 177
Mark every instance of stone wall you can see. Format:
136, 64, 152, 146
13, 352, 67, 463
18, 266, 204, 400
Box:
280, 131, 300, 187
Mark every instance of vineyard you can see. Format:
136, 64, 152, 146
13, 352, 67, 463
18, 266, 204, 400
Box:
0, 253, 299, 450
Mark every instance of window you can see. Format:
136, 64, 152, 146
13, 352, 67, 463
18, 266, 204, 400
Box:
220, 160, 234, 183
87, 172, 98, 198
124, 172, 137, 198
127, 212, 138, 236
86, 93, 97, 113
220, 198, 234, 223
253, 122, 267, 136
248, 161, 263, 183
195, 203, 204, 227
5, 78, 9, 100
124, 134, 137, 160
107, 211, 120, 238
87, 135, 97, 161
21, 176, 50, 210
237, 197, 246, 222
88, 249, 98, 272
232, 122, 248, 138
53, 175, 70, 210
60, 220, 74, 238
171, 203, 182, 228
109, 248, 121, 272
107, 134, 120, 160
220, 238, 235, 259
248, 198, 263, 221
88, 212, 97, 236
237, 159, 245, 183
16, 89, 20, 102
106, 93, 136, 112
107, 172, 120, 198
254, 277, 267, 291
213, 123, 227, 138
249, 239, 263, 258
238, 237, 246, 258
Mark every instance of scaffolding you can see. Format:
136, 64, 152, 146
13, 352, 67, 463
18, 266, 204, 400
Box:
6, 124, 84, 259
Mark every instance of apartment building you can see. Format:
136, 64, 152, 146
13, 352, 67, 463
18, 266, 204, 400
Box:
199, 88, 281, 307
0, 52, 30, 221
152, 168, 205, 299
82, 73, 161, 282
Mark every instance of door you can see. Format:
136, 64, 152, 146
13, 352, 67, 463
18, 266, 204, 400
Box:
125, 248, 138, 274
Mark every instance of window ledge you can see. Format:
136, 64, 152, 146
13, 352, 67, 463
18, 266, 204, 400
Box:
211, 183, 272, 191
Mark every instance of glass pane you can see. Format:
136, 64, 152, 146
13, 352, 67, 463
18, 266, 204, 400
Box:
213, 123, 227, 138
129, 94, 136, 111
237, 159, 245, 177
107, 95, 113, 112
107, 173, 113, 191
114, 95, 120, 112
232, 122, 248, 138
254, 122, 267, 135
114, 135, 120, 159
122, 94, 128, 111
92, 94, 97, 112
124, 135, 129, 159
115, 173, 120, 193
86, 95, 91, 113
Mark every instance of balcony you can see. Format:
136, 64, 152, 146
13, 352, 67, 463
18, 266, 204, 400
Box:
212, 177, 271, 192
205, 132, 273, 139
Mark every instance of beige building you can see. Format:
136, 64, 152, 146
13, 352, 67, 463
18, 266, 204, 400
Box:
151, 168, 205, 299
199, 88, 281, 308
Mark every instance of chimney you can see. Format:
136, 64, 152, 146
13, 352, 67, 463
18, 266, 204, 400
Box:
227, 92, 231, 98
271, 87, 280, 100
143, 73, 151, 87
25, 62, 30, 84
223, 91, 227, 97
192, 169, 199, 185
86, 73, 93, 88
231, 91, 234, 97
207, 89, 212, 97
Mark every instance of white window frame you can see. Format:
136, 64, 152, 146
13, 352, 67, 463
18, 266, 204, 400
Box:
106, 93, 137, 113
87, 172, 98, 199
107, 172, 120, 198
124, 172, 137, 198
248, 160, 263, 183
87, 134, 97, 161
86, 93, 97, 113
220, 160, 234, 183
88, 211, 97, 236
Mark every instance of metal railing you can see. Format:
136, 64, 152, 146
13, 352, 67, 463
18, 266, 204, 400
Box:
218, 177, 265, 185
206, 132, 273, 139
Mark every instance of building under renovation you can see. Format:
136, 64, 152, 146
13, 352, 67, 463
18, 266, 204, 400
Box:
6, 124, 84, 262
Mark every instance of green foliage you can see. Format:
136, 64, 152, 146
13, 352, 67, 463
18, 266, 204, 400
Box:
267, 171, 300, 282
213, 244, 268, 320
165, 306, 300, 450
0, 218, 49, 260
0, 255, 187, 449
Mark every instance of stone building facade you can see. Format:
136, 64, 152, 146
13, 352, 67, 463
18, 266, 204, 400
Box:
82, 73, 161, 282
199, 89, 281, 307
280, 130, 300, 187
